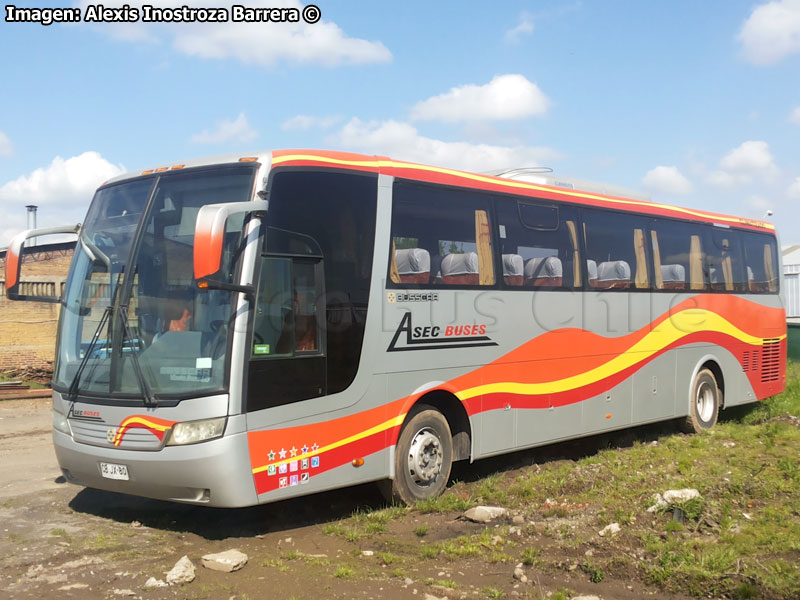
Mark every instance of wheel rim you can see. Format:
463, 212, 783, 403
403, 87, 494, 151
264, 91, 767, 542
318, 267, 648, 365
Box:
696, 380, 715, 423
407, 427, 443, 488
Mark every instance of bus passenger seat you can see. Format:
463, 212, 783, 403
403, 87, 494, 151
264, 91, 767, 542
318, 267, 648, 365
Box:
439, 252, 480, 285
587, 259, 598, 287
502, 254, 524, 286
660, 264, 686, 290
524, 256, 563, 287
596, 260, 631, 289
395, 248, 431, 284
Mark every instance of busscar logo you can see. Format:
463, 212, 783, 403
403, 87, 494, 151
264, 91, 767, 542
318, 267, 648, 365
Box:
387, 313, 497, 352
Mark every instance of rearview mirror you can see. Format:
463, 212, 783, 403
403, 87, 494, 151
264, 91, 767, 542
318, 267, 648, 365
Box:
193, 200, 267, 291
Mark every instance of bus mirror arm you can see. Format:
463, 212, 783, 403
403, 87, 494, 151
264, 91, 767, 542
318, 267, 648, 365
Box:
197, 278, 255, 301
5, 224, 81, 302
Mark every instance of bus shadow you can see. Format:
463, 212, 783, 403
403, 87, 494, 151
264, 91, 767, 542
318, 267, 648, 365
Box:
68, 481, 389, 540
452, 418, 686, 485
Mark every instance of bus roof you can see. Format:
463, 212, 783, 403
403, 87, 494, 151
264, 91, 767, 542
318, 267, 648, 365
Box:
102, 149, 776, 235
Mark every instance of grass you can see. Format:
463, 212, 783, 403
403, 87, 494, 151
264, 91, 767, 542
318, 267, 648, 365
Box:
301, 360, 800, 598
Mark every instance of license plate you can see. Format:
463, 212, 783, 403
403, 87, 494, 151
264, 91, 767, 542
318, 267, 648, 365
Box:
100, 462, 129, 481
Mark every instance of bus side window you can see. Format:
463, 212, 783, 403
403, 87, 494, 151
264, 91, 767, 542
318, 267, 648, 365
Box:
742, 231, 779, 293
494, 198, 577, 289
582, 209, 649, 290
253, 257, 322, 358
649, 219, 703, 291
389, 182, 495, 288
252, 257, 293, 357
703, 227, 746, 293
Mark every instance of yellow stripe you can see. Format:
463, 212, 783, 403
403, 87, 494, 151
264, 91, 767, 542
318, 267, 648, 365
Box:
119, 417, 172, 432
251, 413, 407, 475
271, 153, 775, 231
456, 309, 783, 401
113, 417, 171, 445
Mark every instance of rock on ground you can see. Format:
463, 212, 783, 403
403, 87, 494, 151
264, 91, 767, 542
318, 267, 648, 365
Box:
201, 549, 248, 573
647, 488, 701, 512
598, 522, 621, 537
463, 506, 508, 523
144, 577, 168, 588
166, 555, 196, 584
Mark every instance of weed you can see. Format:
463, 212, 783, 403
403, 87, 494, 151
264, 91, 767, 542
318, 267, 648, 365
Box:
334, 566, 354, 579
482, 586, 505, 599
414, 524, 429, 537
520, 546, 541, 566
50, 528, 68, 537
581, 560, 604, 583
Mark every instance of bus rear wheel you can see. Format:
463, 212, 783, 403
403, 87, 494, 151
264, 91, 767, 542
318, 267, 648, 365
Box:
681, 368, 720, 434
387, 406, 453, 505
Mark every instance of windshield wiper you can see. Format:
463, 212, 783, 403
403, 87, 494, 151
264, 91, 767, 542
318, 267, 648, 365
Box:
118, 303, 157, 406
67, 305, 112, 401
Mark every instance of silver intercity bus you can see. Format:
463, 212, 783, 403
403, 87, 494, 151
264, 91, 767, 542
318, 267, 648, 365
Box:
5, 150, 786, 507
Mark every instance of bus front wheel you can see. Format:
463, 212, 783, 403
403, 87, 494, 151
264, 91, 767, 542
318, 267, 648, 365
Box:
681, 368, 720, 434
387, 406, 453, 505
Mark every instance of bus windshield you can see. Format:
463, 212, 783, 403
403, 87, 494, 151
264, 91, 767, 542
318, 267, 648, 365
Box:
53, 166, 255, 400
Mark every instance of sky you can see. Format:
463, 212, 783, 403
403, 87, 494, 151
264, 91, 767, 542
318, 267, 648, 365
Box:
1, 0, 799, 248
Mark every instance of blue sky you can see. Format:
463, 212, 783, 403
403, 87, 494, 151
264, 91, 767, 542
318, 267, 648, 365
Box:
1, 0, 799, 247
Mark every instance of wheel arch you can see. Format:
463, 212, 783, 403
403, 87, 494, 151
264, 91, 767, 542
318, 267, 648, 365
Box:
688, 354, 725, 408
398, 388, 472, 462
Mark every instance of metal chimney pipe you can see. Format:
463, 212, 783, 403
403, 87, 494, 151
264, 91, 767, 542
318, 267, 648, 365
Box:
25, 205, 37, 246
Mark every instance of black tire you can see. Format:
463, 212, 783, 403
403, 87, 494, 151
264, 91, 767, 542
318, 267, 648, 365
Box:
385, 405, 453, 505
681, 368, 720, 433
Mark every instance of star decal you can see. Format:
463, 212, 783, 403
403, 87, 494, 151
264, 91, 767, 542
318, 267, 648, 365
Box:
290, 446, 298, 457
278, 448, 287, 459
311, 442, 319, 452
268, 450, 276, 461
301, 445, 309, 455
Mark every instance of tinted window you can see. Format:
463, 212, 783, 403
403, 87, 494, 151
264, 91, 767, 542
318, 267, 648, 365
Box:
583, 209, 650, 290
742, 231, 779, 293
389, 182, 495, 287
701, 227, 746, 292
649, 219, 706, 291
257, 170, 378, 397
495, 198, 579, 288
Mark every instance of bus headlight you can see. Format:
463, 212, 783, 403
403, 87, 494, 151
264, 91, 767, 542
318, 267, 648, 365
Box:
166, 417, 226, 446
53, 411, 71, 435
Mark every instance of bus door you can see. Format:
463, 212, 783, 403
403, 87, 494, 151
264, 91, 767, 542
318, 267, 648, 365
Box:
246, 236, 327, 412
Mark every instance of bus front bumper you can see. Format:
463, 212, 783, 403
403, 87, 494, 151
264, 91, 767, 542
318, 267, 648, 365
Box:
53, 428, 259, 508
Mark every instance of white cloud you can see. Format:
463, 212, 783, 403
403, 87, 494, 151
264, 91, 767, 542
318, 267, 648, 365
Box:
79, 0, 391, 67
505, 13, 535, 43
0, 152, 125, 246
707, 141, 779, 188
641, 166, 693, 196
738, 0, 800, 65
790, 106, 800, 125
281, 114, 342, 131
0, 131, 13, 157
788, 176, 800, 199
410, 74, 551, 122
719, 140, 778, 177
328, 118, 562, 173
190, 113, 258, 144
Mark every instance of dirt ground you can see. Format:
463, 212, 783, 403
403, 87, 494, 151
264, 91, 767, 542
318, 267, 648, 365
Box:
0, 396, 698, 600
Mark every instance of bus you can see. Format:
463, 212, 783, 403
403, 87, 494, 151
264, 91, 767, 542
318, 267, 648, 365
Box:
4, 149, 786, 507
